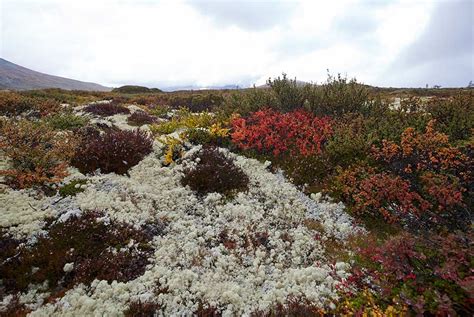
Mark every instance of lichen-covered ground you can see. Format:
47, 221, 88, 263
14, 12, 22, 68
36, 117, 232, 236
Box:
0, 102, 363, 316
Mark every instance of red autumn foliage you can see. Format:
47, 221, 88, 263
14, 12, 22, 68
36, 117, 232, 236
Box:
231, 108, 333, 157
356, 232, 473, 315
334, 166, 430, 222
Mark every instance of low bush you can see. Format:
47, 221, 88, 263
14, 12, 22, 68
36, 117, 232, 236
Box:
0, 211, 155, 296
72, 129, 153, 174
349, 232, 473, 316
306, 73, 371, 116
45, 111, 89, 130
183, 123, 231, 147
168, 93, 224, 112
127, 111, 158, 126
332, 166, 431, 223
221, 87, 279, 116
150, 109, 215, 135
231, 108, 333, 157
83, 102, 130, 116
324, 114, 374, 168
331, 120, 472, 231
0, 119, 78, 189
426, 93, 474, 142
0, 91, 60, 117
267, 73, 306, 112
181, 146, 249, 197
0, 91, 35, 116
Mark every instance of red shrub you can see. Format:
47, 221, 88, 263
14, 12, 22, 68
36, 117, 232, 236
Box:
372, 120, 471, 184
231, 108, 333, 157
334, 166, 430, 222
72, 129, 153, 174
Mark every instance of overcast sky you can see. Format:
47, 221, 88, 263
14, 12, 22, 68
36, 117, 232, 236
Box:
1, 0, 473, 89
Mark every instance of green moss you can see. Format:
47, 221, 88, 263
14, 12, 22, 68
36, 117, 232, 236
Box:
58, 179, 87, 197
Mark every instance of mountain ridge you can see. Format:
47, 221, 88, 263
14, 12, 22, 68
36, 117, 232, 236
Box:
0, 58, 111, 91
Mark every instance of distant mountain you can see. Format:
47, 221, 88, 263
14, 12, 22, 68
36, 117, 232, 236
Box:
0, 58, 111, 91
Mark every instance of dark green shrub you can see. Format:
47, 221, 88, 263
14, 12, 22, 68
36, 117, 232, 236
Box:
221, 87, 279, 116
325, 114, 374, 168
267, 73, 306, 112
307, 73, 370, 116
72, 129, 153, 175
181, 146, 249, 197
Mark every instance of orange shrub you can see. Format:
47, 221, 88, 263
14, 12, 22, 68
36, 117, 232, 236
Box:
0, 120, 77, 188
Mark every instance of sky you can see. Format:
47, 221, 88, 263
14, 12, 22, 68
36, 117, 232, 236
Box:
1, 0, 473, 89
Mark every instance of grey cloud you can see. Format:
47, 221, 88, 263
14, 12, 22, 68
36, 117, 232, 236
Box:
187, 0, 297, 31
383, 0, 473, 87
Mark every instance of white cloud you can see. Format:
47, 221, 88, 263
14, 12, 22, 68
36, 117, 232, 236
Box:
1, 0, 470, 88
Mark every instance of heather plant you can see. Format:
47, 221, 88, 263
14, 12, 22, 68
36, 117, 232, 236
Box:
0, 119, 78, 189
72, 129, 153, 174
0, 211, 155, 296
181, 146, 249, 197
127, 110, 158, 126
83, 101, 130, 116
45, 111, 89, 130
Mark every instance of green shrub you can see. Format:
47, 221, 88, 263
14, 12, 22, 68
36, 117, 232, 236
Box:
267, 73, 306, 112
307, 73, 370, 116
221, 87, 279, 116
46, 111, 89, 130
325, 114, 374, 168
426, 93, 473, 142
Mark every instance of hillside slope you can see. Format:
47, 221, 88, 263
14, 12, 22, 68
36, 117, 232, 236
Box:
0, 58, 111, 91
